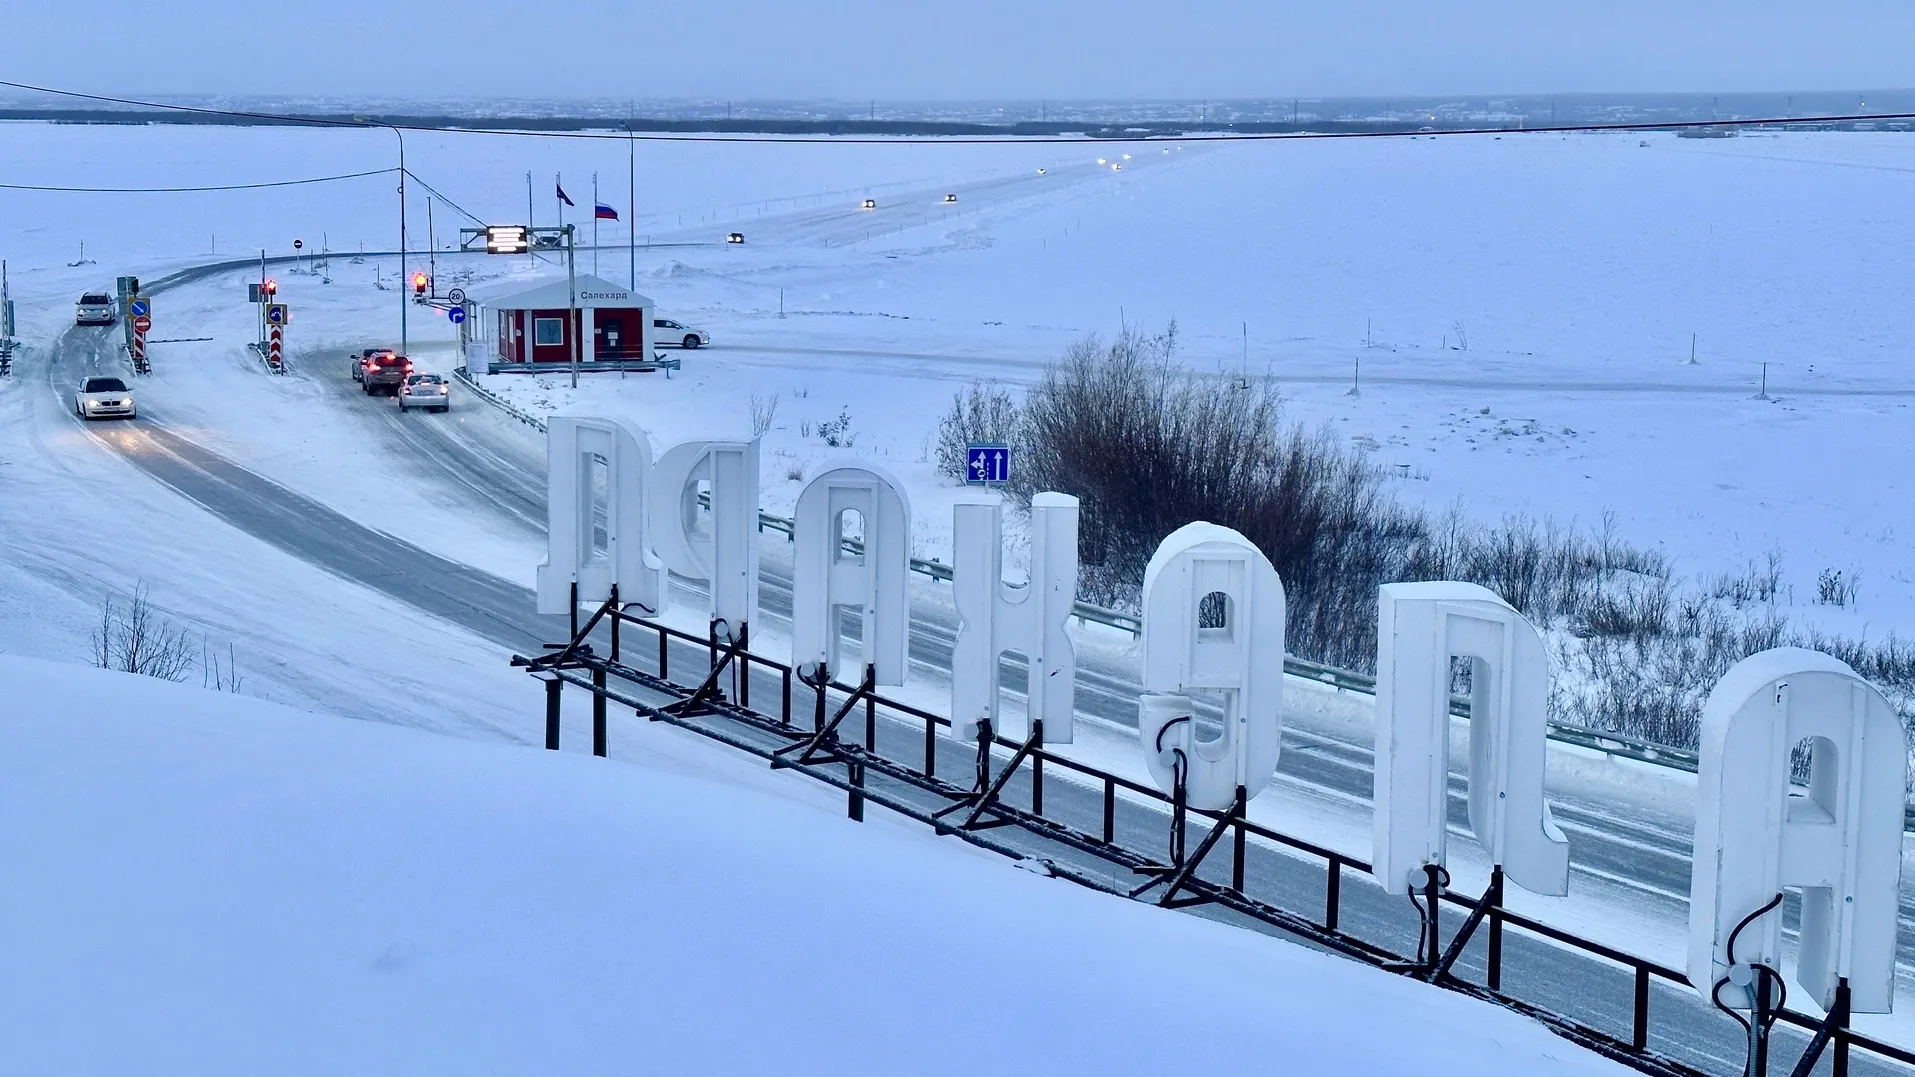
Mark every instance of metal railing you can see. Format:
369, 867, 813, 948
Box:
516, 608, 1912, 1077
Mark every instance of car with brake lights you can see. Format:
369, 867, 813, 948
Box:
74, 375, 135, 420
398, 372, 451, 412
360, 351, 413, 394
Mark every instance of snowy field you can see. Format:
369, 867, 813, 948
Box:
5, 122, 1909, 637
0, 655, 1631, 1076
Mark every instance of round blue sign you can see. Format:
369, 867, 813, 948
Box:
448, 306, 467, 324
129, 298, 150, 317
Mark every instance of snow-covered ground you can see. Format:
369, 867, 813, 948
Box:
0, 654, 1631, 1076
6, 123, 1908, 628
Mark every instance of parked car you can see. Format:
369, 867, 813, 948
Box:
74, 375, 135, 420
75, 293, 116, 327
361, 352, 413, 394
654, 318, 709, 349
398, 372, 450, 412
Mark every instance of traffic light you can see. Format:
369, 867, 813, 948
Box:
263, 279, 277, 297
413, 272, 429, 297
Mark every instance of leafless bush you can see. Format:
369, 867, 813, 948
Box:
1816, 567, 1859, 607
816, 408, 855, 448
747, 392, 780, 437
1008, 325, 1915, 751
201, 638, 243, 694
91, 583, 194, 682
934, 380, 1022, 480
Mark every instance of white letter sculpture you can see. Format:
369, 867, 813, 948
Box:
1689, 647, 1906, 1015
1137, 523, 1285, 812
1371, 582, 1569, 897
792, 463, 911, 687
951, 491, 1079, 744
651, 437, 761, 631
535, 416, 660, 616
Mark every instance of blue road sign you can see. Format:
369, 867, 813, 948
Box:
128, 297, 150, 318
265, 304, 288, 325
448, 305, 467, 325
966, 443, 1010, 484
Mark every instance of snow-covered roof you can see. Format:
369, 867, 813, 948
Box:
467, 272, 655, 311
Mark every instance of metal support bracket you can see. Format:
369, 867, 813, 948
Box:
1129, 784, 1247, 909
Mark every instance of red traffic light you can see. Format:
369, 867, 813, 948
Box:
263, 279, 277, 295
412, 272, 429, 295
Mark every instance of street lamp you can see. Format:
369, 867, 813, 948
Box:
356, 116, 407, 359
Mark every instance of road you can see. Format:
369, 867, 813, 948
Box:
32, 241, 1915, 1076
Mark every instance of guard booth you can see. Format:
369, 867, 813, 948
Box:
464, 273, 660, 374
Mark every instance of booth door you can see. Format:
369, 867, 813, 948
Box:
596, 315, 626, 360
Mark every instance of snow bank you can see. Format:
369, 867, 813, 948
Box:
0, 654, 1625, 1076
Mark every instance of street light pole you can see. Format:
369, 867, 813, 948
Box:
356, 117, 408, 357
566, 224, 579, 388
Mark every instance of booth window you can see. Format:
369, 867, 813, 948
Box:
534, 317, 565, 346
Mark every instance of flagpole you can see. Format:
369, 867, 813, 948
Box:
525, 171, 534, 265
556, 172, 564, 235
592, 172, 600, 276
627, 120, 636, 292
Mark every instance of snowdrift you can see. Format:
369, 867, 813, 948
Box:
0, 655, 1624, 1076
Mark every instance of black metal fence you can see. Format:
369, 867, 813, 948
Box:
515, 597, 1915, 1077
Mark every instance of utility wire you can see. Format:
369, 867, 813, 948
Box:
0, 166, 398, 193
5, 77, 1914, 145
401, 168, 485, 226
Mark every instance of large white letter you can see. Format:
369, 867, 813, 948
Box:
1136, 523, 1285, 812
650, 437, 761, 629
951, 491, 1079, 743
535, 416, 660, 616
1370, 582, 1568, 897
792, 463, 911, 686
1689, 648, 1906, 1014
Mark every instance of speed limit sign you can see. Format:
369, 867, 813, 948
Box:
447, 287, 466, 304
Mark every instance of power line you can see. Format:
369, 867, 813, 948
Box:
4, 78, 1913, 146
401, 168, 484, 226
0, 166, 398, 193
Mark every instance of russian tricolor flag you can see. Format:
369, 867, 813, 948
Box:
594, 203, 619, 221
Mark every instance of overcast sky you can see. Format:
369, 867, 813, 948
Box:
11, 1, 1914, 101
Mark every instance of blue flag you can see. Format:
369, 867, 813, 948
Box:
556, 184, 575, 207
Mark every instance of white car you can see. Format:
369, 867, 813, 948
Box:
75, 375, 135, 420
397, 372, 451, 413
75, 293, 116, 327
654, 318, 709, 349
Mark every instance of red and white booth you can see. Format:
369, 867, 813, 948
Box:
465, 273, 658, 374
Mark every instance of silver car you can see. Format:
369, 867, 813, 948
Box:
398, 372, 450, 413
75, 293, 116, 327
75, 375, 136, 420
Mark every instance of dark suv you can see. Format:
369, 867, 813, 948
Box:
360, 352, 413, 395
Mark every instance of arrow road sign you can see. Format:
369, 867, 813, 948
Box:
129, 297, 150, 318
447, 287, 466, 304
448, 306, 467, 325
265, 304, 288, 326
966, 443, 1010, 484
132, 314, 152, 334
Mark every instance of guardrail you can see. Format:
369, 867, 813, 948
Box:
448, 369, 1731, 784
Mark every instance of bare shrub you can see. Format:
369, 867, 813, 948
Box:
1816, 567, 1859, 607
747, 392, 780, 437
91, 583, 194, 682
201, 638, 243, 694
934, 380, 1022, 480
816, 408, 855, 448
